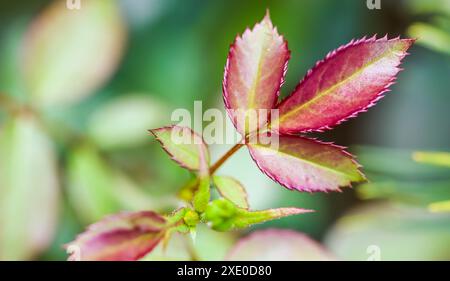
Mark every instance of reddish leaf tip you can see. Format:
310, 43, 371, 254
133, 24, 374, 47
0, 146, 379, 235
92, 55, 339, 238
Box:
222, 11, 290, 134
263, 9, 271, 24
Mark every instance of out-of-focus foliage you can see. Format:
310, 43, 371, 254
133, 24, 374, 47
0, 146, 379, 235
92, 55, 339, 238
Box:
413, 151, 450, 213
88, 94, 168, 150
325, 146, 450, 260
22, 0, 126, 107
407, 0, 450, 56
408, 22, 450, 55
0, 113, 59, 260
226, 229, 335, 261
325, 202, 450, 260
353, 146, 450, 207
413, 151, 450, 168
66, 144, 122, 224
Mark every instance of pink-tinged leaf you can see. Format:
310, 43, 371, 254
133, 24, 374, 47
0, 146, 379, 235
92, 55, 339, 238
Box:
275, 36, 414, 134
66, 211, 166, 261
226, 229, 336, 261
223, 11, 290, 134
150, 126, 210, 171
247, 135, 365, 192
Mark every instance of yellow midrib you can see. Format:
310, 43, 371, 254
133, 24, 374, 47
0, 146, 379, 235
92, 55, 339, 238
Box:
246, 36, 270, 109
251, 144, 360, 180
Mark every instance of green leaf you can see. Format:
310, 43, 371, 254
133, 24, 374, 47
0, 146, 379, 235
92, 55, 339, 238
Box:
142, 225, 236, 261
152, 125, 211, 213
66, 144, 176, 223
407, 0, 450, 16
413, 151, 450, 168
66, 145, 120, 224
0, 114, 59, 260
22, 0, 126, 107
357, 180, 450, 206
429, 200, 450, 213
193, 134, 210, 213
213, 176, 249, 209
408, 22, 450, 56
150, 126, 210, 171
325, 202, 450, 260
354, 146, 449, 179
88, 94, 168, 150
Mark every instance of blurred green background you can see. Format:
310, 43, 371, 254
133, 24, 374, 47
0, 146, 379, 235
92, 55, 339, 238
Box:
0, 0, 449, 260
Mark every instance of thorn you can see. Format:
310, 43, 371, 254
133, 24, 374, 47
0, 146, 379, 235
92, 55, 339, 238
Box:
265, 8, 271, 20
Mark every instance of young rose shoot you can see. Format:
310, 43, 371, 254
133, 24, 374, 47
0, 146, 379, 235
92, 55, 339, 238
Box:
67, 11, 413, 261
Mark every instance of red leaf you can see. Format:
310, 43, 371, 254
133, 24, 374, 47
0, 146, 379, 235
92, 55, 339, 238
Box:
66, 211, 166, 261
247, 135, 365, 192
275, 36, 414, 134
223, 11, 290, 134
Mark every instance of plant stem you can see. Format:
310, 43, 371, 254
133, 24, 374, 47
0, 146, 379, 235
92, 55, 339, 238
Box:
209, 143, 244, 175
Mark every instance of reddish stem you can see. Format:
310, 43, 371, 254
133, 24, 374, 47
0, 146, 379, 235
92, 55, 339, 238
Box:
209, 143, 244, 175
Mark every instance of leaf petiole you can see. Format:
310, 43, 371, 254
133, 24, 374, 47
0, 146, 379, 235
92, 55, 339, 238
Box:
209, 143, 244, 175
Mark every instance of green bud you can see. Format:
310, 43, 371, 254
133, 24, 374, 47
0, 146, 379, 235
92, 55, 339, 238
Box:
204, 199, 237, 231
204, 200, 308, 231
183, 209, 200, 227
